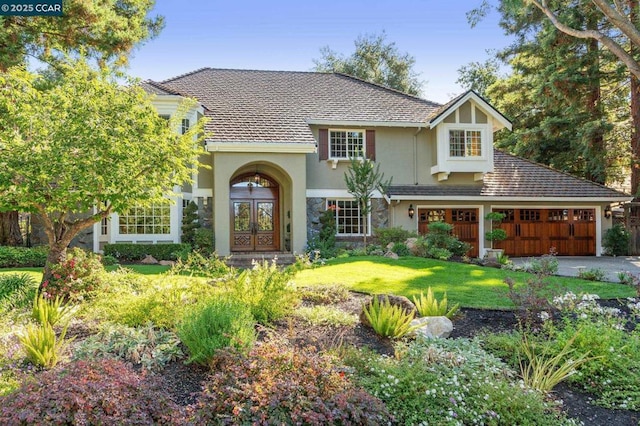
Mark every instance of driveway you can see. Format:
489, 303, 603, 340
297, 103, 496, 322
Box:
511, 256, 640, 283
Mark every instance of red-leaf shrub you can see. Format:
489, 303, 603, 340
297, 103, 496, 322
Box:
189, 342, 391, 425
0, 359, 185, 424
42, 248, 105, 301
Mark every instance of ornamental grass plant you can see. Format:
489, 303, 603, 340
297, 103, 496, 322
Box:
362, 295, 416, 338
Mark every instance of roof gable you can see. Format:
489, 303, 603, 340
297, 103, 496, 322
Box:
428, 90, 512, 132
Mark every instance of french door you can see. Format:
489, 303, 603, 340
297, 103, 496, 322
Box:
231, 197, 279, 252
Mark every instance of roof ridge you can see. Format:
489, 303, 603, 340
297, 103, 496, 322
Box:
143, 79, 183, 96
495, 149, 630, 196
333, 72, 441, 107
161, 67, 334, 83
160, 67, 213, 83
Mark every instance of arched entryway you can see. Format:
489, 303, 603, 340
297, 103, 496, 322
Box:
230, 173, 280, 252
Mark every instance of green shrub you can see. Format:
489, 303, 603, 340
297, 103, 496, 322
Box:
391, 242, 411, 256
18, 321, 70, 369
181, 200, 200, 247
423, 222, 472, 257
295, 305, 359, 326
178, 296, 256, 365
374, 226, 416, 247
190, 342, 391, 425
43, 247, 105, 301
31, 294, 76, 327
94, 275, 216, 330
73, 323, 183, 371
412, 287, 459, 319
577, 267, 607, 282
0, 245, 48, 268
307, 208, 337, 259
426, 246, 452, 260
222, 260, 298, 324
0, 273, 38, 313
344, 338, 577, 425
100, 254, 119, 266
362, 295, 416, 339
104, 243, 190, 261
0, 360, 185, 424
602, 223, 630, 256
193, 227, 214, 255
169, 251, 232, 278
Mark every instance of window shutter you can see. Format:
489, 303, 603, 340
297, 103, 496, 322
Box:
319, 129, 328, 161
366, 130, 376, 161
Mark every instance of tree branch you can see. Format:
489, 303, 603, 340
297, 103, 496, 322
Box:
528, 0, 640, 79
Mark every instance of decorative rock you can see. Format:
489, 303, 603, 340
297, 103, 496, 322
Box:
384, 251, 399, 260
158, 260, 175, 266
140, 254, 159, 264
386, 242, 394, 251
360, 294, 417, 328
410, 316, 454, 339
405, 238, 419, 255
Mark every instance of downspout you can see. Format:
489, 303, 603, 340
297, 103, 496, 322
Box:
414, 127, 423, 185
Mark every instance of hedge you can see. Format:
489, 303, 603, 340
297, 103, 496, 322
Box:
103, 243, 190, 262
0, 246, 48, 268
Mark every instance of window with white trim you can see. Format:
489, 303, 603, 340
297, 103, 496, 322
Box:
327, 199, 369, 236
119, 203, 171, 234
181, 118, 190, 135
330, 130, 364, 159
449, 129, 482, 157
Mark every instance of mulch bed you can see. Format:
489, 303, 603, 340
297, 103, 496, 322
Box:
158, 292, 640, 425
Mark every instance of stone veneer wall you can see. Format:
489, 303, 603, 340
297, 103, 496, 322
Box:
306, 197, 389, 246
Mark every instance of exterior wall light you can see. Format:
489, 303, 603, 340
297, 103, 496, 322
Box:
408, 204, 415, 219
604, 205, 612, 219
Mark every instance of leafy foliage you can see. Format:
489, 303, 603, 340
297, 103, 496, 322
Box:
31, 294, 76, 327
0, 273, 37, 313
374, 226, 416, 247
299, 283, 351, 304
73, 323, 183, 371
422, 221, 472, 258
344, 157, 392, 248
190, 342, 391, 425
169, 251, 233, 278
362, 295, 416, 339
0, 360, 184, 424
344, 338, 576, 425
17, 321, 69, 369
42, 248, 105, 301
577, 267, 607, 281
221, 260, 299, 324
178, 297, 256, 366
307, 208, 338, 259
104, 243, 192, 262
0, 246, 48, 268
412, 287, 460, 319
295, 306, 359, 326
391, 242, 411, 257
602, 223, 631, 256
313, 31, 422, 95
181, 201, 200, 247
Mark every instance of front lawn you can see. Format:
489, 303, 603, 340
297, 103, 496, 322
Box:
294, 256, 635, 309
0, 264, 170, 282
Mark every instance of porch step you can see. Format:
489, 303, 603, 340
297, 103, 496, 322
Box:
226, 252, 297, 269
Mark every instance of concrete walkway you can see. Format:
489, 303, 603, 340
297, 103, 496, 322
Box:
511, 256, 640, 283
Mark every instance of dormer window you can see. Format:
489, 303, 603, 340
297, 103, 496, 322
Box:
449, 129, 482, 157
330, 130, 364, 159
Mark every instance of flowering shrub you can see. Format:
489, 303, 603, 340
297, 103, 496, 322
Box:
189, 342, 391, 425
0, 359, 185, 424
42, 248, 105, 301
344, 338, 577, 425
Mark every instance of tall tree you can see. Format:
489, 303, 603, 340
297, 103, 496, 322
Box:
344, 158, 392, 249
456, 56, 501, 98
0, 60, 206, 284
463, 1, 626, 185
0, 0, 163, 246
313, 32, 423, 95
513, 0, 640, 195
0, 0, 163, 70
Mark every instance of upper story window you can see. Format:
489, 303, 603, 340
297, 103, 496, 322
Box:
181, 118, 190, 135
330, 130, 364, 159
449, 129, 482, 157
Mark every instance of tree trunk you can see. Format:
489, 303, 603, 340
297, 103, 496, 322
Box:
631, 0, 640, 198
42, 242, 68, 288
0, 211, 24, 246
585, 19, 606, 185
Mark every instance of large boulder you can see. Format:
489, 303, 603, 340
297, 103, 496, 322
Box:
360, 294, 417, 328
384, 251, 399, 260
405, 238, 420, 255
409, 316, 453, 339
140, 254, 159, 265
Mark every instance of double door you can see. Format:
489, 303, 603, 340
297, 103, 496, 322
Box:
231, 195, 279, 252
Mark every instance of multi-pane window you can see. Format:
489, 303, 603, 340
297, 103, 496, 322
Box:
119, 204, 171, 234
330, 130, 364, 159
327, 199, 367, 236
449, 129, 482, 157
181, 118, 190, 135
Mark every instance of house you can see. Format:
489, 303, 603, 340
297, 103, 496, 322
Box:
93, 68, 632, 257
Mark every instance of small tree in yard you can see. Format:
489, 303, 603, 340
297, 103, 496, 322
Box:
344, 158, 392, 249
0, 60, 206, 286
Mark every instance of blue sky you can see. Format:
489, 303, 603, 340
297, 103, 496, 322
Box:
126, 1, 511, 103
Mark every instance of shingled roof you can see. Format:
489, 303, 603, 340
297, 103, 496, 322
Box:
149, 68, 441, 144
387, 151, 630, 200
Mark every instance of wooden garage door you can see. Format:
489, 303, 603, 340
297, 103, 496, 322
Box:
493, 209, 595, 256
418, 208, 479, 258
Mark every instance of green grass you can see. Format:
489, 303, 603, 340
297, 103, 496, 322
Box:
295, 256, 635, 309
0, 265, 170, 282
